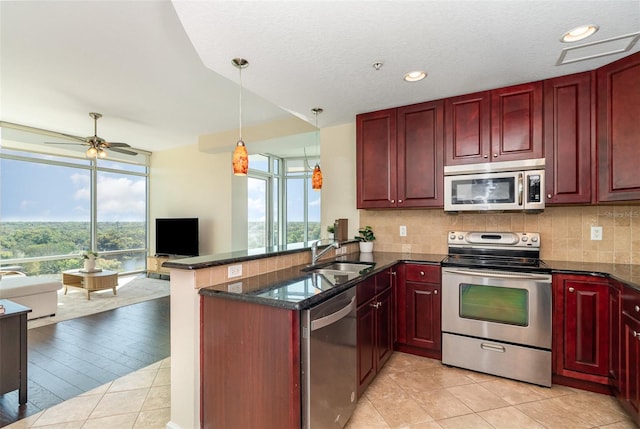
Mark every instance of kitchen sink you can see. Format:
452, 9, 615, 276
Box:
303, 261, 375, 275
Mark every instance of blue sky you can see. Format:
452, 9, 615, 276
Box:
1, 158, 146, 222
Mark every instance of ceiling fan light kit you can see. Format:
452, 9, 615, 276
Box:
44, 112, 136, 158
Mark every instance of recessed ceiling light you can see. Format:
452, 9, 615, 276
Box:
404, 70, 427, 82
561, 24, 599, 43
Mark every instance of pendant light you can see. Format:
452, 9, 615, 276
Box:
232, 58, 249, 175
311, 108, 323, 190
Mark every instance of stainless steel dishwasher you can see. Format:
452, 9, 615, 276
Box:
301, 286, 357, 428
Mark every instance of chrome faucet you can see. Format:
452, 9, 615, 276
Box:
311, 239, 340, 266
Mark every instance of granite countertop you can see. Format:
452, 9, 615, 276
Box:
196, 249, 640, 311
198, 252, 445, 311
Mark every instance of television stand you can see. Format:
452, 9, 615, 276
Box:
147, 255, 172, 278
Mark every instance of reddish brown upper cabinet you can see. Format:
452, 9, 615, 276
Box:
543, 72, 594, 204
598, 52, 640, 202
445, 82, 543, 165
395, 263, 441, 360
356, 109, 397, 208
619, 287, 640, 426
553, 274, 610, 387
444, 91, 491, 165
396, 101, 444, 207
356, 101, 444, 208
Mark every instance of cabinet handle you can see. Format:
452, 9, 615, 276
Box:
398, 199, 403, 203
420, 271, 425, 276
390, 199, 395, 203
434, 290, 438, 295
493, 153, 498, 158
568, 287, 575, 292
370, 302, 381, 309
634, 331, 639, 339
547, 194, 552, 199
483, 154, 489, 158
635, 305, 639, 313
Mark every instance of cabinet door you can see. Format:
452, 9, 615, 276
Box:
543, 72, 594, 204
560, 276, 610, 377
621, 311, 640, 421
405, 281, 441, 352
397, 101, 444, 207
357, 300, 376, 396
444, 91, 491, 165
597, 52, 640, 202
356, 109, 397, 208
375, 287, 394, 369
490, 82, 543, 162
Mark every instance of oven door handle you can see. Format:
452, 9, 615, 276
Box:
442, 268, 551, 281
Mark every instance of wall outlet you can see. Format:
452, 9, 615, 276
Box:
227, 264, 242, 278
591, 226, 603, 241
228, 282, 243, 293
399, 225, 407, 237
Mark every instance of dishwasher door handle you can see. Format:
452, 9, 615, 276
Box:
311, 296, 356, 331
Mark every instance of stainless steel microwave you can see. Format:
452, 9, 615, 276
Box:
444, 158, 545, 212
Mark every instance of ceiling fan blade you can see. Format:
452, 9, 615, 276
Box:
106, 142, 131, 148
44, 141, 87, 146
109, 147, 139, 156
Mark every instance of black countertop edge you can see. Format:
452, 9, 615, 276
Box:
163, 240, 359, 270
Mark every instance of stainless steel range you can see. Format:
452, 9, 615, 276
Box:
441, 231, 552, 387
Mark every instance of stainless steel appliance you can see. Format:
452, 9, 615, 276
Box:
441, 231, 552, 386
444, 158, 545, 212
301, 287, 357, 428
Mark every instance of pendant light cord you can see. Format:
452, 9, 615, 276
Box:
238, 65, 243, 141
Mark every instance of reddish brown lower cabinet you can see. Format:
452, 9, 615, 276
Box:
200, 296, 301, 429
357, 271, 394, 397
553, 274, 610, 389
396, 263, 441, 359
619, 287, 640, 425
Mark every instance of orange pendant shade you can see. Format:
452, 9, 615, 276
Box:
232, 140, 248, 176
312, 164, 323, 190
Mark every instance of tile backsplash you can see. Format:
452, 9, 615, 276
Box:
360, 205, 640, 264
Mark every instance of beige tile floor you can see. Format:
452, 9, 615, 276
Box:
347, 353, 637, 429
5, 352, 637, 429
4, 358, 171, 429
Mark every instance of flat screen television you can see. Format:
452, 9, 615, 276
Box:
155, 218, 199, 257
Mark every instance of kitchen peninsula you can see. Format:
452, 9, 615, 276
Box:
164, 242, 640, 429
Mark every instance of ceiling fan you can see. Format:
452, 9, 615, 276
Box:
46, 112, 137, 158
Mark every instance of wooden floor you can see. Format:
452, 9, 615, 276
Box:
0, 296, 170, 427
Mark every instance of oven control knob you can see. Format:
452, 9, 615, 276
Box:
458, 234, 463, 240
449, 233, 456, 240
531, 236, 538, 242
521, 236, 528, 242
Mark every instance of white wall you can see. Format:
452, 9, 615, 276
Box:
320, 122, 360, 240
149, 121, 361, 254
149, 144, 233, 255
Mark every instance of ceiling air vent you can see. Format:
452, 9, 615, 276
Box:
556, 31, 640, 65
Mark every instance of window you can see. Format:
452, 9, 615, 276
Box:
0, 141, 149, 276
247, 154, 320, 249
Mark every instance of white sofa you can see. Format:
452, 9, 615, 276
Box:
0, 274, 62, 320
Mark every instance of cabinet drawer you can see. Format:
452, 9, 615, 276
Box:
405, 264, 440, 283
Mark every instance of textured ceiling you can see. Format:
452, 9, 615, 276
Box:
1, 1, 639, 156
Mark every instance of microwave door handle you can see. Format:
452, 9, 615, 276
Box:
518, 173, 524, 206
